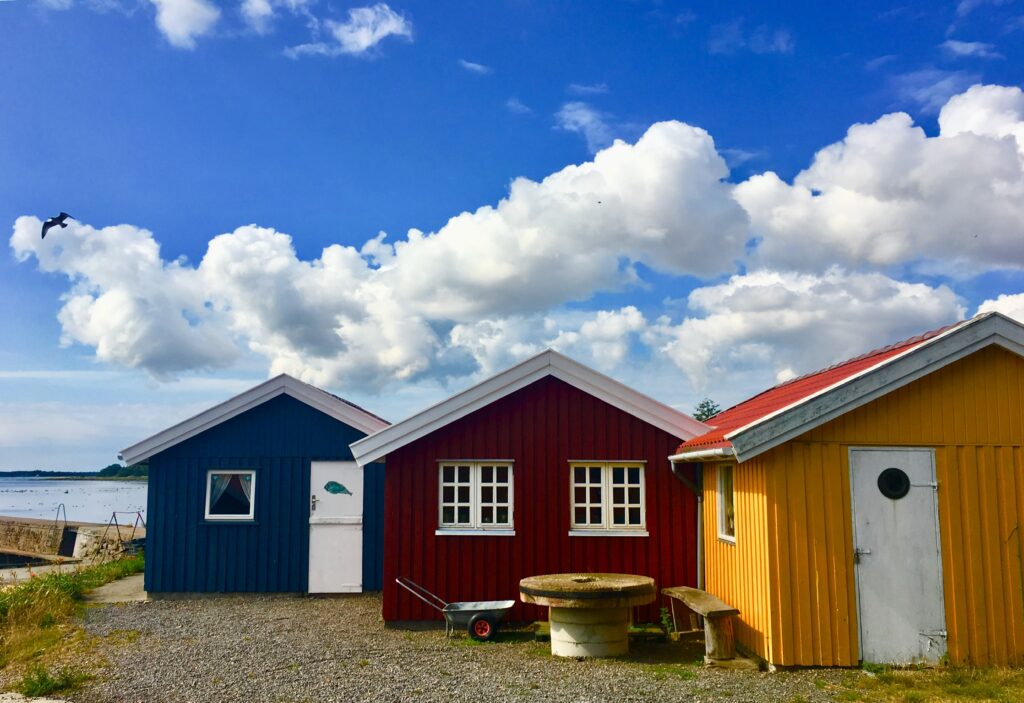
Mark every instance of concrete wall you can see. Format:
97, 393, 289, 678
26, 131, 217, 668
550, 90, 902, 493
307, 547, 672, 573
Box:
0, 518, 64, 555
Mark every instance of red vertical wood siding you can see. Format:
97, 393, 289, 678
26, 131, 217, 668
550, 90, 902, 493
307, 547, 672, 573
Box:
383, 376, 697, 623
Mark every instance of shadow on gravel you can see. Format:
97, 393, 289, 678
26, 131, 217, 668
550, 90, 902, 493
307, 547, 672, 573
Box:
448, 626, 706, 667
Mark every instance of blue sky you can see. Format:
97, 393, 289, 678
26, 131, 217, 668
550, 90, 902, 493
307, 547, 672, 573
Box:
2, 0, 1024, 469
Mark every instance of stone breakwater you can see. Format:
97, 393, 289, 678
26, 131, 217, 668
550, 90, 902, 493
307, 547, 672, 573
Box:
0, 517, 64, 555
0, 516, 146, 561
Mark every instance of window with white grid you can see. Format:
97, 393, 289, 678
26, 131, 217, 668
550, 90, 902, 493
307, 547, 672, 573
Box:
440, 464, 473, 527
571, 465, 605, 527
610, 465, 644, 528
570, 463, 645, 532
438, 462, 513, 531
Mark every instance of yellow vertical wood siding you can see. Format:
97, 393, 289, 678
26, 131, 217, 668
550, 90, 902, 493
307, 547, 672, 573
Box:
712, 345, 1024, 666
702, 460, 773, 660
762, 441, 858, 666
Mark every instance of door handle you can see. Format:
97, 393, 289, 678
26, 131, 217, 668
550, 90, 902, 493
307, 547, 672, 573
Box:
854, 547, 871, 564
311, 494, 318, 512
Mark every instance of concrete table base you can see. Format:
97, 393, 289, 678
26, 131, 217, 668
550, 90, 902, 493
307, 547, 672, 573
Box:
520, 573, 656, 659
549, 605, 630, 657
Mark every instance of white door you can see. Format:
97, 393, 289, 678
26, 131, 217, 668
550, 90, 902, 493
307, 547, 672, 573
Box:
308, 461, 363, 593
850, 448, 946, 664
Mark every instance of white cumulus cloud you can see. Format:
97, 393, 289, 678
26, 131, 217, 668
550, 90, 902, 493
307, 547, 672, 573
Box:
978, 292, 1024, 323
149, 0, 220, 49
10, 217, 237, 377
651, 268, 965, 397
11, 121, 748, 390
11, 84, 1024, 406
736, 84, 1024, 273
286, 3, 411, 58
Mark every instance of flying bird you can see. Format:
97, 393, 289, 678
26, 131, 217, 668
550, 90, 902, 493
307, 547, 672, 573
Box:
41, 212, 72, 239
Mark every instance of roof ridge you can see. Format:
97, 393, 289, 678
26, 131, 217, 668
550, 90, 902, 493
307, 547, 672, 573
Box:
307, 383, 391, 426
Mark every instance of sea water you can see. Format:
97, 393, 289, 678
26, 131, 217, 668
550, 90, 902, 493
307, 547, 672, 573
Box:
0, 478, 147, 525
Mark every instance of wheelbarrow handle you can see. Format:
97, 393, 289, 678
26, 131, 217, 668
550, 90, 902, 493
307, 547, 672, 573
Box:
395, 576, 449, 612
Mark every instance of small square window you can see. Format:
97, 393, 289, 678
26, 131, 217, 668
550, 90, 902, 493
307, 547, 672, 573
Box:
205, 470, 255, 520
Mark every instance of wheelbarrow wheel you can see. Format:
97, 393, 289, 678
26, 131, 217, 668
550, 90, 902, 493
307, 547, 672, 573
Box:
468, 613, 498, 642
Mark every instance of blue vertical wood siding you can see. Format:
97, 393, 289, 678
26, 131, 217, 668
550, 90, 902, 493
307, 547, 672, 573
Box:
145, 394, 385, 593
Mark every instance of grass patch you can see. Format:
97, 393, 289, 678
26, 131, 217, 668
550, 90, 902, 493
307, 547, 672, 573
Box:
837, 666, 1024, 702
0, 554, 144, 668
18, 664, 89, 697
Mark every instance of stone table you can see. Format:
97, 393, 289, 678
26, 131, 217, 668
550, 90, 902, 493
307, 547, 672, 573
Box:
520, 573, 656, 657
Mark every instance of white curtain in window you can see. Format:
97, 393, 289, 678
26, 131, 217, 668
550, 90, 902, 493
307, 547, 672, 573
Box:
239, 474, 253, 504
209, 473, 231, 508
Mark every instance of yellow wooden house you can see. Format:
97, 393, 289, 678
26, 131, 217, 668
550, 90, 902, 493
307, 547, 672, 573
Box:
670, 312, 1024, 667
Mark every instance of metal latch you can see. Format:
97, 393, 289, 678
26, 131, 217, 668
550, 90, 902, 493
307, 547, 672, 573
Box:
920, 630, 948, 650
854, 547, 872, 564
311, 494, 318, 512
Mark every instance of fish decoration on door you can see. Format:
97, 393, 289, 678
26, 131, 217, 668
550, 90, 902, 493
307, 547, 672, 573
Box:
324, 481, 353, 496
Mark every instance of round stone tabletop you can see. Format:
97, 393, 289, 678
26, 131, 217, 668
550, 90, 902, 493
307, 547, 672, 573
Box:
519, 573, 656, 609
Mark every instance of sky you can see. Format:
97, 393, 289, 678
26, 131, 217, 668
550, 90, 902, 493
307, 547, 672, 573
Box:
2, 0, 1024, 469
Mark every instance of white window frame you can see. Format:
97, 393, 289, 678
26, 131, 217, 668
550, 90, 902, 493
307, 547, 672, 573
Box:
569, 462, 648, 537
436, 461, 515, 536
717, 463, 736, 543
205, 469, 256, 521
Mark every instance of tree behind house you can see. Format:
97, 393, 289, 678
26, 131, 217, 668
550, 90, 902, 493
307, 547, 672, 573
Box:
693, 398, 722, 422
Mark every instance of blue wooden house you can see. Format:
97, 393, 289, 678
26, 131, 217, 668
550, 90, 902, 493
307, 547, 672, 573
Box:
120, 375, 390, 594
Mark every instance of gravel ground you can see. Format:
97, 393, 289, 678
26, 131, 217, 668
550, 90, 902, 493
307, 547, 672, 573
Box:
71, 594, 857, 703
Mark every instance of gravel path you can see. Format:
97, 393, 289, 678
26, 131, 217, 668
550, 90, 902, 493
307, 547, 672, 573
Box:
74, 594, 857, 702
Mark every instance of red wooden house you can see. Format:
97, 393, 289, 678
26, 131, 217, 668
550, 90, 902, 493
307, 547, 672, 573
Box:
350, 350, 709, 623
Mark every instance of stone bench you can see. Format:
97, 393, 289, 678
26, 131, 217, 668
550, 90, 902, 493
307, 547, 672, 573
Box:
662, 586, 740, 661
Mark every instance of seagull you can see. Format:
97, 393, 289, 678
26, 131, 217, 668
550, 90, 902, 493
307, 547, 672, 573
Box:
41, 212, 72, 239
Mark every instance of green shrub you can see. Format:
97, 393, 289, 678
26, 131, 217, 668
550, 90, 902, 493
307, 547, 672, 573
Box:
18, 664, 88, 696
659, 606, 674, 634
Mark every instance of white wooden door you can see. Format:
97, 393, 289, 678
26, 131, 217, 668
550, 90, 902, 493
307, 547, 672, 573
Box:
850, 448, 946, 664
308, 461, 363, 593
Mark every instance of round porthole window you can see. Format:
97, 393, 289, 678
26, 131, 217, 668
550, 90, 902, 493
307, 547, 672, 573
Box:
877, 467, 911, 500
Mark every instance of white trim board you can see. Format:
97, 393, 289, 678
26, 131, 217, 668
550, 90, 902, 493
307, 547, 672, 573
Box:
120, 374, 390, 465
350, 349, 708, 466
676, 312, 1024, 464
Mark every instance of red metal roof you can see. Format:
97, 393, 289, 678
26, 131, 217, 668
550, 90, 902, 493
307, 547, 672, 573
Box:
674, 319, 968, 454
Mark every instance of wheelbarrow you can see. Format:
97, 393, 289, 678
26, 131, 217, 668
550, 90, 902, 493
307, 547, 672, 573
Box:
395, 576, 515, 642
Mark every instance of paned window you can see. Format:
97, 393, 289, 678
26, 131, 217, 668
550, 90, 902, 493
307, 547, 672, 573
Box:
438, 462, 513, 530
570, 463, 645, 531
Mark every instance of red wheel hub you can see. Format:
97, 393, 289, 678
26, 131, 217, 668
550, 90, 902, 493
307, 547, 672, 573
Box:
473, 619, 492, 638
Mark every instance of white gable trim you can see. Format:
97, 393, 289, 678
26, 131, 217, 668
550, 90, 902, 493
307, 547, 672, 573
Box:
350, 349, 708, 466
723, 313, 1024, 463
119, 375, 389, 465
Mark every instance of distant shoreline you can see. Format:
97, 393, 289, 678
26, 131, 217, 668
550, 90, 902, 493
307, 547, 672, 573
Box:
0, 473, 147, 482
37, 476, 148, 482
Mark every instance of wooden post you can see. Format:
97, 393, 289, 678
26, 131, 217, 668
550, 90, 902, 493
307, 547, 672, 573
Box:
704, 615, 735, 660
